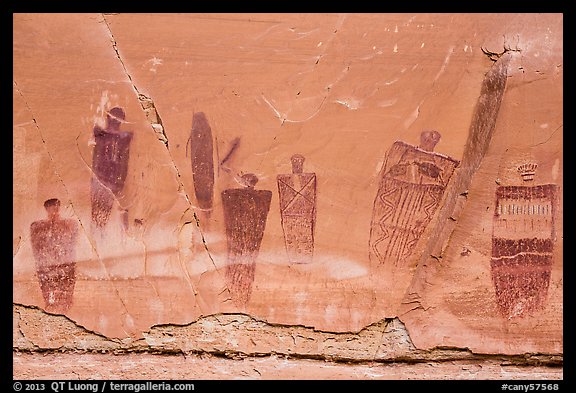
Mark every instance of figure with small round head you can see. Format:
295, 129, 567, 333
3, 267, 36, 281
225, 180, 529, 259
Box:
418, 130, 441, 152
221, 171, 272, 305
30, 198, 78, 312
291, 154, 306, 174
90, 106, 133, 229
43, 198, 61, 221
241, 173, 259, 189
277, 153, 317, 264
106, 107, 126, 132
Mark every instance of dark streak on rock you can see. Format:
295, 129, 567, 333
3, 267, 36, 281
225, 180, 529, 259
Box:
401, 53, 511, 310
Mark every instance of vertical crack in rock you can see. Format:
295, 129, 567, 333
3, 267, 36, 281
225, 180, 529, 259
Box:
192, 212, 219, 276
91, 15, 201, 326
14, 80, 98, 261
100, 13, 191, 205
137, 94, 168, 148
372, 319, 392, 360
175, 220, 200, 299
101, 15, 169, 149
18, 76, 135, 332
176, 203, 203, 303
13, 236, 22, 257
401, 53, 511, 314
73, 132, 121, 261
13, 81, 75, 215
101, 14, 207, 305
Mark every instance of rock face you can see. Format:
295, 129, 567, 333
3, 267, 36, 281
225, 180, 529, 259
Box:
14, 12, 562, 361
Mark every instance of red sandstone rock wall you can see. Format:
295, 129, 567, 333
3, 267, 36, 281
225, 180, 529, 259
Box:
13, 13, 563, 376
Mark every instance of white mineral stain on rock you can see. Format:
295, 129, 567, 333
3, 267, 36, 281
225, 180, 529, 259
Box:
326, 262, 368, 280
403, 105, 420, 129
551, 158, 560, 181
98, 315, 108, 332
384, 77, 399, 86
148, 297, 165, 320
313, 255, 368, 280
377, 98, 398, 108
324, 304, 338, 324
375, 159, 385, 175
145, 57, 163, 73
433, 46, 455, 82
125, 314, 135, 329
335, 98, 361, 110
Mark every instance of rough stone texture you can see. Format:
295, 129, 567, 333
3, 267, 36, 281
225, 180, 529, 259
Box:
13, 304, 562, 379
13, 352, 563, 380
14, 13, 562, 378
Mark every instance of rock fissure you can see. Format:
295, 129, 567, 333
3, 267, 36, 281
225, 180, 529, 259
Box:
481, 44, 522, 62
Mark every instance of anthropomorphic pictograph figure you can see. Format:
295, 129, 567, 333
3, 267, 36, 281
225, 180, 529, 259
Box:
90, 107, 133, 228
369, 130, 459, 266
30, 198, 78, 312
221, 173, 272, 305
491, 163, 558, 319
188, 112, 215, 216
277, 154, 317, 264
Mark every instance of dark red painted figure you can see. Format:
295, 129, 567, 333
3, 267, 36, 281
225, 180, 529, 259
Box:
491, 163, 558, 319
90, 107, 133, 228
221, 174, 272, 305
369, 130, 459, 266
30, 198, 78, 312
189, 112, 215, 214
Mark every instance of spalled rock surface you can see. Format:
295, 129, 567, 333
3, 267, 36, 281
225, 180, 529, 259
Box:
14, 12, 562, 366
12, 304, 562, 379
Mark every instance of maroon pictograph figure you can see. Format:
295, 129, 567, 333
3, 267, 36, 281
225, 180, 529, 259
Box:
188, 112, 215, 214
369, 130, 459, 266
90, 107, 133, 228
221, 174, 272, 305
277, 154, 317, 264
30, 198, 79, 312
491, 163, 558, 319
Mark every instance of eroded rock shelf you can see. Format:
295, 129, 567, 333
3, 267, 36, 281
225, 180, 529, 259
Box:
14, 14, 563, 368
